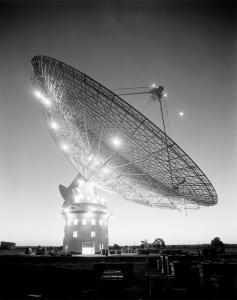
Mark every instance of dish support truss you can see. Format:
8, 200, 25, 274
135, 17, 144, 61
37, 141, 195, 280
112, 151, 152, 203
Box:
31, 56, 217, 210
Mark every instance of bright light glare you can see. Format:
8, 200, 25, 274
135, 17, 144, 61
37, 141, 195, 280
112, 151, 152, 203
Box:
34, 90, 51, 106
78, 179, 85, 186
179, 112, 184, 116
50, 121, 58, 130
62, 144, 69, 151
103, 167, 110, 174
34, 90, 42, 99
88, 154, 93, 162
112, 137, 121, 147
44, 98, 51, 106
64, 207, 70, 213
151, 84, 156, 88
163, 93, 167, 98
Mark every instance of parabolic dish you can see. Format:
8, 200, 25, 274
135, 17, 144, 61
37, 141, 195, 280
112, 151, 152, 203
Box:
31, 55, 217, 210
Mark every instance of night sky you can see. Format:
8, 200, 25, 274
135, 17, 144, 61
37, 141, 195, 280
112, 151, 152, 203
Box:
0, 0, 236, 246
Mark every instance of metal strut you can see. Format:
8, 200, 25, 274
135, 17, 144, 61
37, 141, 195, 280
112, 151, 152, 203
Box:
115, 85, 175, 189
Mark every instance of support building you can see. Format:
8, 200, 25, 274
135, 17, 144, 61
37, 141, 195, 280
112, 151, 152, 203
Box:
59, 176, 109, 254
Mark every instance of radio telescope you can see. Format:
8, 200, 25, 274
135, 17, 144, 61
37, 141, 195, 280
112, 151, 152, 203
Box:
31, 55, 217, 253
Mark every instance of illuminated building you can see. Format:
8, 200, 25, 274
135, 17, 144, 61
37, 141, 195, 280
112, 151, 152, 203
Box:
60, 175, 109, 254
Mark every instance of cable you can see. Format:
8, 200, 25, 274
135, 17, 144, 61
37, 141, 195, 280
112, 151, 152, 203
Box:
164, 99, 172, 137
112, 86, 149, 91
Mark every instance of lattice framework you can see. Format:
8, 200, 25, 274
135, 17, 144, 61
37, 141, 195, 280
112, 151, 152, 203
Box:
31, 55, 218, 210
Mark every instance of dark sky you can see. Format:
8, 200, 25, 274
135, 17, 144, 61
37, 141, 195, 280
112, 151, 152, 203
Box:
0, 0, 236, 246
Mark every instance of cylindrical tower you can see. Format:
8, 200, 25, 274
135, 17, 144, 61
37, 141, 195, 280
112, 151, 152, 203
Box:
63, 202, 109, 254
60, 176, 109, 254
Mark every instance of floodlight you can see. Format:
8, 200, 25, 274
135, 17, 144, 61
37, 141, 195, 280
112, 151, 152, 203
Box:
43, 98, 51, 106
34, 90, 51, 106
62, 144, 69, 151
50, 121, 58, 130
34, 90, 42, 99
112, 137, 121, 147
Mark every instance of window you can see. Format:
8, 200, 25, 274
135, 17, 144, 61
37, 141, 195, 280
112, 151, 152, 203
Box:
91, 219, 96, 225
67, 220, 71, 226
99, 219, 103, 226
91, 231, 95, 238
82, 218, 86, 225
73, 231, 78, 238
74, 219, 78, 225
